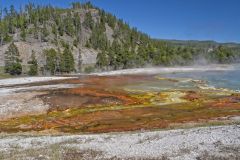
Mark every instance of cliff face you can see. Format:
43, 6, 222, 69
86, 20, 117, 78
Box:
0, 42, 98, 73
0, 4, 113, 74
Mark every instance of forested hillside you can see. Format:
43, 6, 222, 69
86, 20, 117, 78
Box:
0, 2, 239, 75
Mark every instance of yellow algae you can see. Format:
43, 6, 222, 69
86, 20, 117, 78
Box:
155, 76, 179, 82
155, 76, 197, 84
0, 98, 239, 133
159, 91, 187, 104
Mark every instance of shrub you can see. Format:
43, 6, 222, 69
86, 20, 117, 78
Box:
7, 62, 22, 75
84, 66, 95, 73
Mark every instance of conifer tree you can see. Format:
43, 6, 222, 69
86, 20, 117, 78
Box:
4, 42, 22, 75
78, 49, 83, 72
45, 48, 58, 75
28, 51, 38, 75
83, 11, 94, 30
60, 45, 75, 73
96, 51, 108, 69
20, 27, 26, 41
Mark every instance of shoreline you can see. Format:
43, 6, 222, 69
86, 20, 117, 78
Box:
91, 64, 238, 76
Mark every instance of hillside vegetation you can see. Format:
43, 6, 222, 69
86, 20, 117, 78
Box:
0, 2, 239, 75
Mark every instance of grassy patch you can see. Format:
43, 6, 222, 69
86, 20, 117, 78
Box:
0, 73, 13, 79
0, 144, 104, 160
0, 67, 14, 79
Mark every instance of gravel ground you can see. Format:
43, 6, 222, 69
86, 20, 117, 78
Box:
0, 92, 48, 120
0, 125, 239, 160
0, 77, 81, 120
0, 77, 76, 87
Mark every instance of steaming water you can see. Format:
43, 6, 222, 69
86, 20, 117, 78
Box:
110, 64, 240, 92
93, 64, 234, 76
93, 64, 240, 92
163, 64, 240, 91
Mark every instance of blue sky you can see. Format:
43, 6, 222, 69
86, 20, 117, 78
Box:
1, 0, 240, 43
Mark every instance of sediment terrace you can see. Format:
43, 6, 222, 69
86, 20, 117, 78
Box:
0, 75, 239, 134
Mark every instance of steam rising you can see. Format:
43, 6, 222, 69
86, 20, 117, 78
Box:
93, 64, 237, 76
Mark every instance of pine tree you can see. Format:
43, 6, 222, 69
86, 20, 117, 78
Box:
83, 11, 94, 30
52, 23, 57, 35
83, 2, 93, 9
8, 5, 16, 34
45, 48, 58, 75
0, 9, 3, 46
20, 27, 26, 41
78, 49, 83, 72
41, 23, 49, 42
58, 20, 64, 36
0, 20, 11, 45
4, 42, 22, 75
0, 9, 2, 21
71, 2, 81, 9
96, 51, 108, 69
88, 22, 108, 50
28, 51, 38, 75
73, 13, 81, 44
60, 45, 75, 73
65, 12, 75, 36
0, 21, 3, 46
106, 13, 116, 29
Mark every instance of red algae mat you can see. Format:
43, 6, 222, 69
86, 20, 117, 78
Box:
0, 75, 240, 134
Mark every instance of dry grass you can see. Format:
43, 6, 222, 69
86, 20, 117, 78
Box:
0, 143, 104, 160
